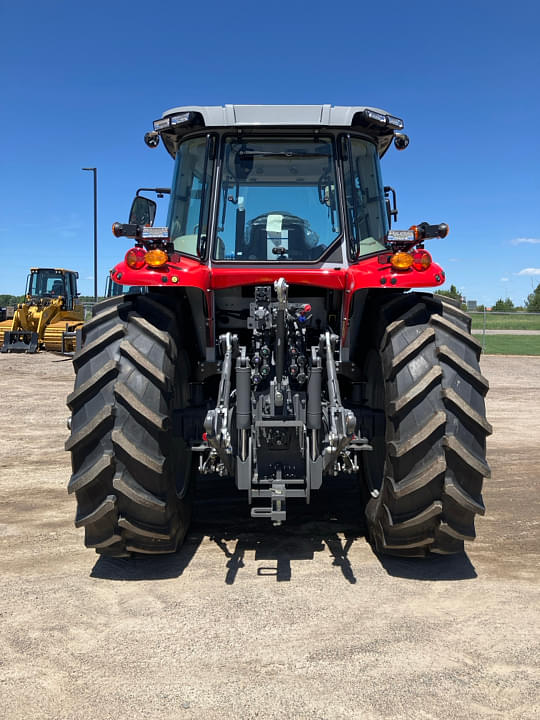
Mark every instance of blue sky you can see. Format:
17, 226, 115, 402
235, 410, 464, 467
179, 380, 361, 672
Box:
1, 0, 539, 305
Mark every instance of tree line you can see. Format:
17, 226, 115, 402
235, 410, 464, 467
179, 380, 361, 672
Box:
436, 283, 540, 312
0, 294, 25, 306
0, 294, 105, 306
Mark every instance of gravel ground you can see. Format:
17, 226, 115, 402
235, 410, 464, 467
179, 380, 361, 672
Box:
0, 352, 539, 720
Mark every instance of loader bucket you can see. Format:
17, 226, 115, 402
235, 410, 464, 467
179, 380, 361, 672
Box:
1, 330, 39, 353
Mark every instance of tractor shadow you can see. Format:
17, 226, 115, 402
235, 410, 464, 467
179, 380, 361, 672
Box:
377, 552, 476, 581
92, 473, 476, 583
196, 472, 365, 585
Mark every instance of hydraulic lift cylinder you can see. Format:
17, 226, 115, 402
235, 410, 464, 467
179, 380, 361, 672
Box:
307, 365, 322, 429
236, 361, 251, 430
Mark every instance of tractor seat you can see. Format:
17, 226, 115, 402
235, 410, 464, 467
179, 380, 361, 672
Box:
247, 214, 312, 261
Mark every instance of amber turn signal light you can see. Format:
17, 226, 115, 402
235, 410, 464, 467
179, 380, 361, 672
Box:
145, 248, 168, 267
390, 251, 414, 270
125, 247, 146, 269
409, 225, 421, 242
112, 222, 123, 238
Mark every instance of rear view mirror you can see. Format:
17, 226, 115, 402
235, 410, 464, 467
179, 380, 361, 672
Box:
129, 196, 157, 226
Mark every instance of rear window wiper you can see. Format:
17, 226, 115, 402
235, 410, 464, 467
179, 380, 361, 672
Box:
237, 151, 329, 158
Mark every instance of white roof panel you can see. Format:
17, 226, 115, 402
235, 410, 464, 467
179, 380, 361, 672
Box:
161, 104, 394, 128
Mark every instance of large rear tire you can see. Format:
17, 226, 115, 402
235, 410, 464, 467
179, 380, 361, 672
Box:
363, 292, 492, 556
66, 293, 193, 556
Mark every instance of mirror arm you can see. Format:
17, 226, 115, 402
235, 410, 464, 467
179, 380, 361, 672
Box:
135, 187, 171, 197
384, 186, 398, 222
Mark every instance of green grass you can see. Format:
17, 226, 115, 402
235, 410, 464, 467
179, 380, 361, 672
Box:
482, 335, 540, 355
470, 313, 540, 330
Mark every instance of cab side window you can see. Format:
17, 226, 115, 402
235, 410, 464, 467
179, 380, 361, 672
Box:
341, 135, 388, 259
167, 136, 216, 257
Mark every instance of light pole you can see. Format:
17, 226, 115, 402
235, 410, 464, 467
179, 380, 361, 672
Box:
82, 167, 98, 301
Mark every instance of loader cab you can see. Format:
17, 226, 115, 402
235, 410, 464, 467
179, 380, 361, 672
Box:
26, 268, 78, 309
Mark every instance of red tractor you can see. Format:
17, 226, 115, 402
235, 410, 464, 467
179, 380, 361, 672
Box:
66, 105, 491, 558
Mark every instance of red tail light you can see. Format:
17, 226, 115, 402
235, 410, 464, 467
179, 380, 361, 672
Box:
125, 247, 146, 269
412, 249, 432, 271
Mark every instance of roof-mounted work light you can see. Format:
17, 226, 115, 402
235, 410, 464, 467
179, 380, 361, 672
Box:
153, 117, 171, 131
170, 112, 192, 126
360, 109, 404, 130
386, 115, 404, 129
152, 111, 197, 132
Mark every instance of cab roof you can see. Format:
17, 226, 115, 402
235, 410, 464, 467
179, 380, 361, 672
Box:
30, 268, 78, 276
155, 104, 403, 158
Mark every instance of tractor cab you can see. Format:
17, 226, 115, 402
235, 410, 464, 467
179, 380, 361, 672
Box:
111, 106, 447, 292
26, 268, 79, 310
163, 114, 393, 265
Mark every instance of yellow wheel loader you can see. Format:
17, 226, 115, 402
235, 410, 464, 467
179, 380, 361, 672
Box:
0, 268, 84, 353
